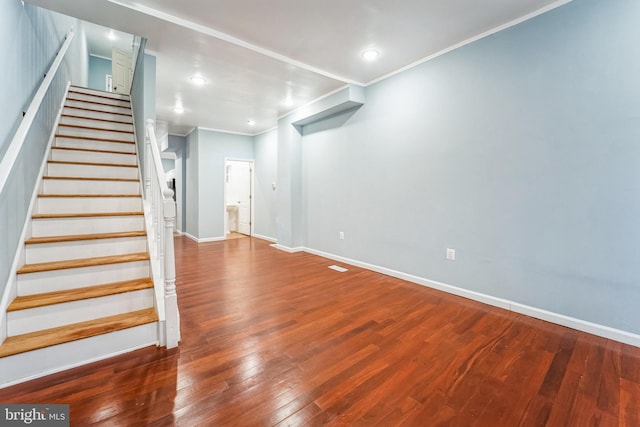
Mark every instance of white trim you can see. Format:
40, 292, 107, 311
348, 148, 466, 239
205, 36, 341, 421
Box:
365, 0, 575, 86
0, 30, 74, 197
253, 126, 278, 137
300, 246, 640, 348
270, 244, 304, 253
224, 158, 255, 238
0, 82, 71, 347
89, 53, 112, 61
183, 232, 225, 243
252, 233, 277, 243
106, 0, 358, 85
198, 126, 254, 137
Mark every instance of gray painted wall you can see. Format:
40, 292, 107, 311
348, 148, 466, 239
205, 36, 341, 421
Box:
88, 55, 110, 91
185, 130, 199, 237
253, 130, 278, 240
193, 129, 254, 239
0, 2, 88, 295
298, 0, 640, 334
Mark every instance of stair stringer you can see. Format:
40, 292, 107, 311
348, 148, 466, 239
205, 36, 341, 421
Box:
0, 81, 71, 349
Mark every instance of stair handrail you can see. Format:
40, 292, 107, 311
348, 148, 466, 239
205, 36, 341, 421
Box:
145, 118, 180, 348
0, 30, 74, 196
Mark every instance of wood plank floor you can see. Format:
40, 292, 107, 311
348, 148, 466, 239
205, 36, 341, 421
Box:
1, 236, 639, 426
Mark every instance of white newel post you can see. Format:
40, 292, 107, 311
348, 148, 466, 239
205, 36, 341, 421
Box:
163, 189, 180, 348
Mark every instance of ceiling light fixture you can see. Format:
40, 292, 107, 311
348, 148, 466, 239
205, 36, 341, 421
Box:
362, 49, 379, 61
190, 75, 206, 86
107, 30, 117, 41
247, 120, 255, 126
174, 105, 184, 114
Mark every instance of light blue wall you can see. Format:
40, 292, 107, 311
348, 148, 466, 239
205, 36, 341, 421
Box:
253, 129, 278, 240
130, 48, 156, 178
0, 2, 88, 295
193, 129, 254, 239
185, 129, 199, 237
298, 0, 640, 334
88, 55, 111, 91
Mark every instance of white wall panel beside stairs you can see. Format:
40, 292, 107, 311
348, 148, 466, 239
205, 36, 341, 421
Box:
0, 86, 161, 388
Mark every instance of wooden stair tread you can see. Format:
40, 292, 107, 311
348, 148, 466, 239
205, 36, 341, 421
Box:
0, 308, 157, 358
61, 113, 133, 125
42, 176, 138, 182
66, 97, 132, 110
38, 193, 141, 198
62, 106, 132, 118
32, 211, 144, 219
55, 134, 135, 144
68, 89, 130, 102
25, 230, 146, 245
58, 123, 134, 134
17, 252, 150, 274
8, 278, 153, 312
48, 160, 137, 168
52, 146, 136, 155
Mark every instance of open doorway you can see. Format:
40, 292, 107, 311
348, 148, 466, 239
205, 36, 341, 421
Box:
224, 159, 254, 239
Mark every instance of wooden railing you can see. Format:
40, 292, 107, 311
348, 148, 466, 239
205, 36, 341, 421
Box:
144, 119, 180, 348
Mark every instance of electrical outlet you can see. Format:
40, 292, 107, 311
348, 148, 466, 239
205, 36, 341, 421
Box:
446, 248, 456, 261
339, 231, 345, 240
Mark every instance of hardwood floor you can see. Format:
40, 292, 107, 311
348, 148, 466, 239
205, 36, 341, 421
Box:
1, 236, 639, 426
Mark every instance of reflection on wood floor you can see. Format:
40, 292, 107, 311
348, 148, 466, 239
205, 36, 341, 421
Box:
1, 236, 639, 426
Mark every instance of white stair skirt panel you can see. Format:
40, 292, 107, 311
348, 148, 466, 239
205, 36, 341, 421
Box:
57, 126, 134, 143
46, 162, 138, 179
36, 196, 142, 214
25, 235, 147, 264
8, 289, 154, 336
0, 323, 157, 387
62, 107, 133, 124
41, 178, 140, 195
64, 100, 131, 115
17, 259, 150, 296
66, 92, 131, 108
31, 215, 145, 237
60, 116, 134, 132
50, 148, 137, 165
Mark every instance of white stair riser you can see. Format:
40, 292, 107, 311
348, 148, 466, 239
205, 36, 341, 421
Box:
62, 107, 132, 124
8, 289, 154, 336
65, 100, 131, 115
0, 323, 157, 387
41, 179, 140, 195
47, 162, 138, 179
55, 137, 136, 153
67, 92, 131, 108
36, 196, 142, 214
60, 116, 133, 132
51, 148, 137, 165
25, 236, 147, 264
69, 87, 130, 101
17, 260, 150, 295
31, 216, 145, 237
57, 126, 134, 142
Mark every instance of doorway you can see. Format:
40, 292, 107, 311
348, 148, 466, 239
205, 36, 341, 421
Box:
112, 47, 132, 94
224, 159, 254, 238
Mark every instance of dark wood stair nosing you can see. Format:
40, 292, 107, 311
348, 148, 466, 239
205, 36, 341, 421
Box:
58, 123, 134, 135
25, 230, 147, 245
55, 134, 135, 144
32, 211, 144, 219
42, 176, 139, 182
68, 88, 131, 103
62, 106, 133, 118
66, 97, 132, 110
61, 113, 134, 126
48, 160, 138, 168
51, 146, 136, 156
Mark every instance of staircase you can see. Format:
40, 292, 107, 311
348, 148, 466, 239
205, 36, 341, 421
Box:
0, 86, 159, 386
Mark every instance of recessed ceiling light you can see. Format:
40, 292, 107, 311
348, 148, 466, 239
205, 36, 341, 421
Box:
283, 97, 294, 107
247, 120, 255, 126
107, 30, 117, 41
174, 105, 184, 114
190, 75, 206, 86
362, 49, 379, 61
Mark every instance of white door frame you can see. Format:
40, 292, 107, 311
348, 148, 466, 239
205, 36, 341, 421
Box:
223, 158, 254, 238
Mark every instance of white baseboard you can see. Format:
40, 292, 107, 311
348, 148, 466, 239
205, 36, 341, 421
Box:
271, 244, 304, 253
183, 232, 225, 243
303, 247, 640, 348
252, 233, 277, 243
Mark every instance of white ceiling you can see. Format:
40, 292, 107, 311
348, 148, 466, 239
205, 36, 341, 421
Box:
27, 0, 570, 136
